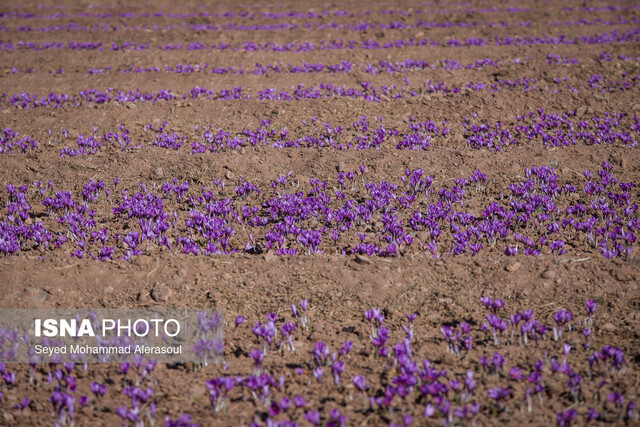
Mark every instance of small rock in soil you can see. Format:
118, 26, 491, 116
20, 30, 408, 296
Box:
416, 231, 430, 242
354, 254, 372, 265
150, 283, 173, 302
541, 270, 556, 279
134, 255, 153, 268
601, 322, 617, 332
505, 262, 522, 272
262, 253, 277, 262
25, 286, 48, 304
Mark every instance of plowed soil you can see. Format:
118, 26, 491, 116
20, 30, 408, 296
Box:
0, 0, 639, 426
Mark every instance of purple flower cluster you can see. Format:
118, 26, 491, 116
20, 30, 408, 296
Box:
0, 128, 40, 154
9, 12, 638, 36
148, 122, 184, 150
54, 125, 134, 157
5, 69, 638, 110
0, 5, 536, 22
0, 293, 638, 425
228, 297, 635, 425
463, 110, 639, 151
8, 109, 639, 159
67, 56, 531, 78
1, 161, 637, 260
3, 27, 639, 53
114, 360, 157, 426
0, 17, 532, 35
191, 312, 224, 367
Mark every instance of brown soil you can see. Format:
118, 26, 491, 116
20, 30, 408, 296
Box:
0, 0, 639, 426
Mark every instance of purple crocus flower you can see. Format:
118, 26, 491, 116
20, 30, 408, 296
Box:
293, 395, 306, 408
328, 408, 347, 427
480, 296, 493, 309
487, 387, 510, 411
13, 397, 30, 410
424, 403, 435, 417
509, 366, 525, 380
331, 360, 345, 385
90, 382, 106, 396
339, 341, 352, 356
608, 391, 624, 407
625, 402, 636, 422
235, 315, 245, 327
304, 410, 320, 425
556, 408, 577, 427
352, 375, 367, 391
165, 414, 198, 427
585, 300, 597, 316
